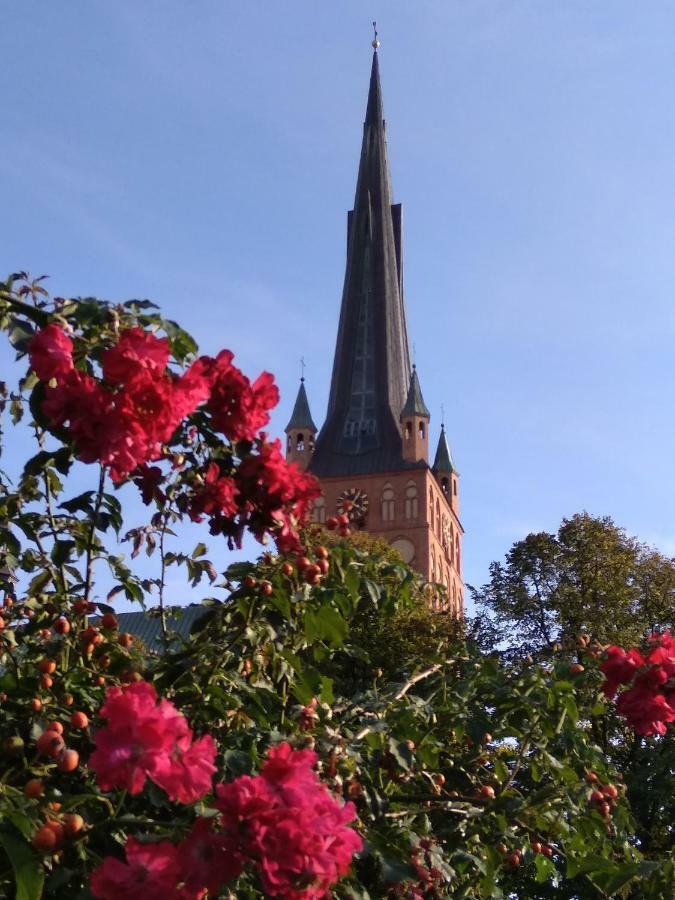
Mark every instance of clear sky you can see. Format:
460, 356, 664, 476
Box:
3, 2, 675, 610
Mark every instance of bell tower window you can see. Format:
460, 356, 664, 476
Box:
296, 433, 304, 451
381, 483, 395, 522
313, 496, 326, 523
404, 481, 418, 519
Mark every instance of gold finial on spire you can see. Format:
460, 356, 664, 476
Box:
300, 356, 306, 382
372, 21, 380, 50
441, 403, 445, 428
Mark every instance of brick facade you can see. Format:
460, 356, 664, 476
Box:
309, 467, 463, 615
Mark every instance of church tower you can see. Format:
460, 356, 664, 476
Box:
291, 44, 463, 614
285, 377, 317, 472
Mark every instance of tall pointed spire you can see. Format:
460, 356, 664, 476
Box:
311, 46, 412, 477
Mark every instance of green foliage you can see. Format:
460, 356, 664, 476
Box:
470, 513, 675, 657
0, 276, 673, 897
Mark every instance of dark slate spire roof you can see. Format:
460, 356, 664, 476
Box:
401, 366, 430, 419
285, 379, 317, 433
311, 50, 414, 478
433, 425, 455, 473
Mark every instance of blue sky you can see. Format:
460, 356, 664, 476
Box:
3, 2, 675, 610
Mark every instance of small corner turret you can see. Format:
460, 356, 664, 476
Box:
285, 378, 317, 471
400, 366, 430, 463
433, 423, 459, 515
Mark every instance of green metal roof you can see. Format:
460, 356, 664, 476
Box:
433, 425, 455, 474
400, 366, 430, 419
103, 605, 208, 653
285, 379, 317, 432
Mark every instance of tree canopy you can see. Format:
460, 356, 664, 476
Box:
470, 513, 675, 658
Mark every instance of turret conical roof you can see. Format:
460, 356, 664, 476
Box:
433, 424, 455, 473
285, 379, 317, 433
401, 366, 430, 419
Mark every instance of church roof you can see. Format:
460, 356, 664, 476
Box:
433, 425, 455, 474
310, 50, 412, 479
401, 366, 430, 419
285, 379, 317, 432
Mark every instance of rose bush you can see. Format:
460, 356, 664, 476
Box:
0, 273, 673, 898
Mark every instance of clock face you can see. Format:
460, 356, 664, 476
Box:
337, 488, 369, 524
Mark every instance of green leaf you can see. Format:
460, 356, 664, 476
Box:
7, 317, 35, 353
51, 539, 75, 566
28, 569, 52, 594
59, 491, 95, 514
594, 863, 641, 894
292, 667, 322, 704
0, 827, 44, 900
363, 579, 381, 606
269, 591, 291, 619
320, 675, 334, 704
493, 757, 509, 782
380, 856, 417, 884
534, 853, 558, 883
304, 605, 348, 648
162, 319, 198, 361
566, 853, 616, 880
388, 737, 415, 771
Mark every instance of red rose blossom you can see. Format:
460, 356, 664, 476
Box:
152, 733, 217, 804
29, 324, 74, 383
616, 686, 675, 736
214, 742, 362, 899
188, 462, 239, 523
90, 681, 216, 803
102, 327, 170, 387
90, 836, 188, 900
89, 682, 177, 794
205, 350, 280, 441
177, 817, 243, 895
599, 646, 645, 698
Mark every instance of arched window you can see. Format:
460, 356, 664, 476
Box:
286, 434, 292, 452
450, 524, 455, 566
309, 433, 315, 451
312, 497, 326, 523
405, 421, 412, 440
430, 548, 436, 582
405, 481, 418, 519
453, 479, 457, 496
428, 487, 434, 525
435, 499, 441, 536
441, 476, 449, 497
295, 433, 304, 451
455, 535, 460, 573
418, 421, 425, 440
381, 483, 395, 522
